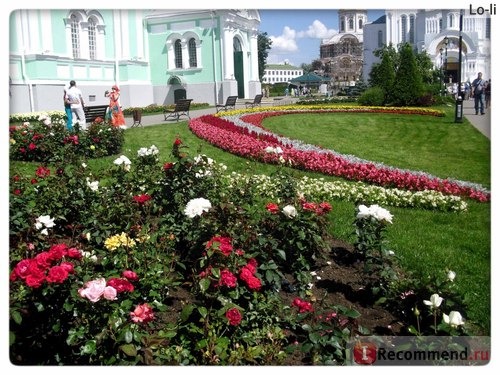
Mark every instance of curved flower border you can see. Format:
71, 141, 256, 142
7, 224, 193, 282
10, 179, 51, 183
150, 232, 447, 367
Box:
189, 105, 490, 202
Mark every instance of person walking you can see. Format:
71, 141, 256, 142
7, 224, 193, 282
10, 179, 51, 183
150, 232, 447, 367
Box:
66, 80, 86, 129
105, 85, 126, 126
485, 79, 491, 110
471, 72, 486, 115
63, 83, 73, 131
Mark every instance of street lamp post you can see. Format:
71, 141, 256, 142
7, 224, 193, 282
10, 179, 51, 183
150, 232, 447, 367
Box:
455, 10, 464, 123
444, 36, 449, 85
439, 47, 444, 95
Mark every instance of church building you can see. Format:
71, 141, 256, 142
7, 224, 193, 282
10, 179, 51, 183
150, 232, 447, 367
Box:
9, 9, 262, 114
362, 9, 491, 85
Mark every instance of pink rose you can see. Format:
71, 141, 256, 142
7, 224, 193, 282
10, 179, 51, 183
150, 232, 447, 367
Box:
79, 278, 106, 302
130, 303, 154, 323
103, 286, 118, 301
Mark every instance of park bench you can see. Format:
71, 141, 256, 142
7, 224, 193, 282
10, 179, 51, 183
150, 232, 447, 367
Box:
84, 105, 109, 123
163, 99, 193, 122
215, 95, 238, 113
245, 94, 263, 108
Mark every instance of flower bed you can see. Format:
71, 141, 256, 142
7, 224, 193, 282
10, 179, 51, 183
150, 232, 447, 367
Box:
189, 105, 489, 202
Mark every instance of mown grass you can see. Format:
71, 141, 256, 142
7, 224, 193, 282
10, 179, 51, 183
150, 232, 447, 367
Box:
9, 107, 491, 333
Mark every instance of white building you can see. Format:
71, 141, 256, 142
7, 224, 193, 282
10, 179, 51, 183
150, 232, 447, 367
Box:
363, 9, 491, 84
262, 63, 303, 84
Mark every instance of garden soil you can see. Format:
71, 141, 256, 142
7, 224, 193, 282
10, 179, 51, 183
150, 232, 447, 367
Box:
162, 238, 404, 365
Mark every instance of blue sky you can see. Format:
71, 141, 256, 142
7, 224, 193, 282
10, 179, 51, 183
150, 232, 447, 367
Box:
259, 9, 385, 66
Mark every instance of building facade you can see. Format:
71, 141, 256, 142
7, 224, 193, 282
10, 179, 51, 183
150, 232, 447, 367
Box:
9, 9, 262, 114
363, 9, 491, 84
319, 10, 367, 86
262, 63, 303, 84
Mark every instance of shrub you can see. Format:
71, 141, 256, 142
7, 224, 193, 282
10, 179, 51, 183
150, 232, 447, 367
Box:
357, 87, 385, 106
9, 119, 124, 163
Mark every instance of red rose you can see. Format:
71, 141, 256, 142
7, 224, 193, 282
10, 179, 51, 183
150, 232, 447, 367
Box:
48, 244, 68, 261
218, 269, 237, 288
46, 265, 69, 284
35, 166, 50, 178
130, 303, 154, 323
302, 202, 318, 212
245, 275, 262, 291
14, 259, 32, 279
122, 270, 139, 281
292, 298, 314, 313
25, 273, 45, 288
266, 202, 279, 214
239, 267, 253, 282
107, 278, 134, 293
34, 252, 52, 269
59, 261, 75, 274
225, 308, 242, 326
174, 138, 182, 146
133, 194, 152, 205
163, 162, 174, 171
67, 247, 83, 259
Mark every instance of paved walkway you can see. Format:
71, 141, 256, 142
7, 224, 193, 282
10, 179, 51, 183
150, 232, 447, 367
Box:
127, 97, 491, 140
461, 98, 491, 139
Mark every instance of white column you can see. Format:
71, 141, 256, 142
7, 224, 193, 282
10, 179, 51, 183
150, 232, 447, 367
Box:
249, 31, 259, 81
222, 27, 234, 79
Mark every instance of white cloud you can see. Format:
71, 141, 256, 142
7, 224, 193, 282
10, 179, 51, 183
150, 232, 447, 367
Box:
297, 20, 337, 39
269, 26, 299, 53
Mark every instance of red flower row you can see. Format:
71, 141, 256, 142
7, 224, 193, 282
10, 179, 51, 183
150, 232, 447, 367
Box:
189, 113, 489, 202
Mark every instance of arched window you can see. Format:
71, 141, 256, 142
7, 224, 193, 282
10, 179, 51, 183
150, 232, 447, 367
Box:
66, 10, 105, 60
233, 37, 242, 52
188, 38, 197, 68
358, 18, 363, 29
174, 39, 182, 69
448, 14, 454, 28
348, 17, 354, 30
340, 20, 345, 32
401, 15, 407, 43
71, 14, 80, 58
409, 15, 415, 44
378, 30, 383, 47
88, 17, 97, 60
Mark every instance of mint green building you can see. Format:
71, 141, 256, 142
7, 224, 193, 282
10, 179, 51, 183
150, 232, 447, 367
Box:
9, 9, 262, 114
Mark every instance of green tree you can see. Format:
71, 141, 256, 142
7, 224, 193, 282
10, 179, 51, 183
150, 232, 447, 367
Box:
390, 43, 424, 106
300, 63, 313, 73
415, 50, 436, 84
369, 52, 395, 103
258, 32, 272, 81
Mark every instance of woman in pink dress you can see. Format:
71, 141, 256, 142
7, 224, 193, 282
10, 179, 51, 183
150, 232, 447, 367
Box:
105, 85, 126, 126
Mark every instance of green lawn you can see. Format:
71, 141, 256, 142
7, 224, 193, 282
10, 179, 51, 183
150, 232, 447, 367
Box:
9, 106, 491, 333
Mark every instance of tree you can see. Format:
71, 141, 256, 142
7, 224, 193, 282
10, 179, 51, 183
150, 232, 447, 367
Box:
257, 32, 272, 81
390, 43, 424, 106
300, 63, 313, 73
369, 51, 395, 103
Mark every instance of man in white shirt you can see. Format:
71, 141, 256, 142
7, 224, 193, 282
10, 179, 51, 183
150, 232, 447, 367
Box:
66, 80, 86, 129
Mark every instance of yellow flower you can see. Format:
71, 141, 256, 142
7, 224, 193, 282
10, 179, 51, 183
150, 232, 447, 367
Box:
104, 232, 136, 251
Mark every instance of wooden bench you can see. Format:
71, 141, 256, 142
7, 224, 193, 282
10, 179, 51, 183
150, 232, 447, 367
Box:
163, 99, 193, 121
84, 105, 109, 123
215, 95, 238, 113
245, 94, 263, 108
